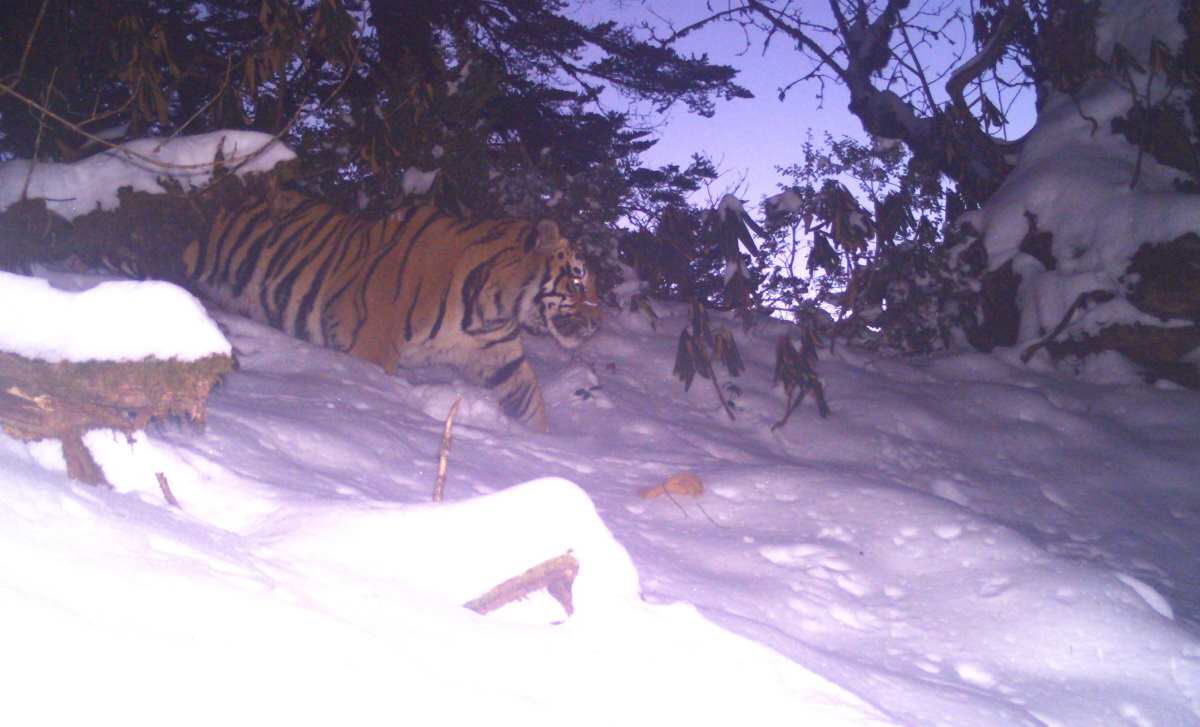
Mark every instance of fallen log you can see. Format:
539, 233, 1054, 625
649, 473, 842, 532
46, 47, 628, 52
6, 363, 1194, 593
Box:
0, 351, 233, 485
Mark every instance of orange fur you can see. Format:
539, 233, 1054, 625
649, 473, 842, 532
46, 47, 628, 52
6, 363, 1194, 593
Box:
183, 193, 600, 431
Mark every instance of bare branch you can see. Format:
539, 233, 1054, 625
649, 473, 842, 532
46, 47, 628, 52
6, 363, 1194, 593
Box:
747, 0, 847, 80
897, 22, 940, 112
15, 0, 50, 84
946, 0, 1024, 120
652, 6, 751, 46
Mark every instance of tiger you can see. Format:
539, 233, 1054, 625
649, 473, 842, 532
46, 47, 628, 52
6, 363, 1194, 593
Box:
177, 190, 601, 432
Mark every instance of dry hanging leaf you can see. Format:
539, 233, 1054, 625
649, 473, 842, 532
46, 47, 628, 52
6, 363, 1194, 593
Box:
639, 471, 704, 500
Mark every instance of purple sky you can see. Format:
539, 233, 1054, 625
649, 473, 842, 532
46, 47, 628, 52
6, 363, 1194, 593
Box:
572, 2, 872, 203
571, 2, 1037, 206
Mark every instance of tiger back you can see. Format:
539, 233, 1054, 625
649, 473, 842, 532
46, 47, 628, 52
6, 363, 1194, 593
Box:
182, 191, 600, 431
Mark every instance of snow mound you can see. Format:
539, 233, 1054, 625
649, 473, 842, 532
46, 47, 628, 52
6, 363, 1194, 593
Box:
0, 271, 229, 362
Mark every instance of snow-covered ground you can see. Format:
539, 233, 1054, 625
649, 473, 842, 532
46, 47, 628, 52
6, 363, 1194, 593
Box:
2, 5, 1199, 711
2, 267, 1198, 726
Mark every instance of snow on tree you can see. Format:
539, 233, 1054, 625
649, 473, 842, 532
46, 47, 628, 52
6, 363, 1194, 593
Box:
672, 0, 1200, 386
961, 0, 1200, 385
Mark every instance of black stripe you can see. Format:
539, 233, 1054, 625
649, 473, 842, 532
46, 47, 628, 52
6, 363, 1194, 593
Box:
211, 206, 269, 288
388, 211, 444, 304
276, 239, 342, 339
228, 199, 321, 288
403, 279, 422, 341
481, 327, 520, 349
261, 205, 341, 283
228, 209, 275, 296
295, 222, 361, 342
427, 284, 452, 341
233, 205, 318, 301
510, 264, 543, 322
346, 207, 425, 349
460, 248, 513, 331
466, 223, 514, 251
484, 357, 524, 389
257, 210, 333, 329
500, 380, 536, 420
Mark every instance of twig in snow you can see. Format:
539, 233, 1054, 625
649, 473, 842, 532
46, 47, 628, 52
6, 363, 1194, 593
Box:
156, 471, 180, 508
432, 397, 462, 502
464, 552, 579, 618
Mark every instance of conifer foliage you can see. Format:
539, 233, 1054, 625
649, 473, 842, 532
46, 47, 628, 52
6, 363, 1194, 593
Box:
0, 0, 748, 256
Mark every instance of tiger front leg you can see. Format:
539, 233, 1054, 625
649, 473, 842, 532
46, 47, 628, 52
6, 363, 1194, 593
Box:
465, 343, 549, 433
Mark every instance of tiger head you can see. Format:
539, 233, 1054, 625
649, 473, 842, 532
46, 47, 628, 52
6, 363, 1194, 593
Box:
529, 220, 601, 348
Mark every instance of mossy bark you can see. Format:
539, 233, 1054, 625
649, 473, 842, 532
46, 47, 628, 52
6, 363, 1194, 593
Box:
0, 352, 234, 485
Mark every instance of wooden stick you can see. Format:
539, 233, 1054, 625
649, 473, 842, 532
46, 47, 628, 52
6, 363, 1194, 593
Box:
156, 471, 181, 508
59, 432, 107, 487
432, 397, 462, 502
464, 552, 580, 618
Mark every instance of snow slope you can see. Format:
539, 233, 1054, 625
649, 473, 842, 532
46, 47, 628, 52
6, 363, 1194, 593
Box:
2, 268, 1199, 726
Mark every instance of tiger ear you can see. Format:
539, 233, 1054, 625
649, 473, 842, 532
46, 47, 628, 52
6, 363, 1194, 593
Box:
534, 220, 562, 251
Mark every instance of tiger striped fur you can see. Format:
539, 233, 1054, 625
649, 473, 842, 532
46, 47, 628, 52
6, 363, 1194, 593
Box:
181, 190, 600, 432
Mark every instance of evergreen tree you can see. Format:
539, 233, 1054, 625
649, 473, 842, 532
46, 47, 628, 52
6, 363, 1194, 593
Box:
0, 0, 750, 289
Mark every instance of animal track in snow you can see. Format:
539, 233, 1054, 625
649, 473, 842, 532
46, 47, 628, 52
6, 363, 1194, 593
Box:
929, 477, 971, 506
758, 542, 833, 566
759, 543, 873, 598
954, 662, 997, 688
1118, 703, 1155, 727
976, 575, 1013, 598
1114, 573, 1174, 620
828, 604, 881, 631
933, 524, 964, 540
834, 574, 872, 597
1040, 485, 1073, 510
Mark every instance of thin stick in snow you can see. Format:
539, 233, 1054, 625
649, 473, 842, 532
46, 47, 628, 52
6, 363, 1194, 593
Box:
156, 471, 180, 508
432, 397, 462, 502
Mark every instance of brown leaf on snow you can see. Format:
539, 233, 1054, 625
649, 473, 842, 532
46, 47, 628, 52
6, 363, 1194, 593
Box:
639, 471, 704, 500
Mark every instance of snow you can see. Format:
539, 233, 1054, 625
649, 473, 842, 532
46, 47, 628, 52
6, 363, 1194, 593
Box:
959, 0, 1200, 343
0, 130, 294, 220
0, 271, 230, 362
0, 19, 1198, 716
401, 166, 440, 195
3, 267, 1200, 726
717, 192, 747, 218
766, 188, 804, 214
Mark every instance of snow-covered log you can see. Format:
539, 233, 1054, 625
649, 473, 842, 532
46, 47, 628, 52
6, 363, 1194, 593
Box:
0, 352, 233, 485
0, 272, 234, 485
